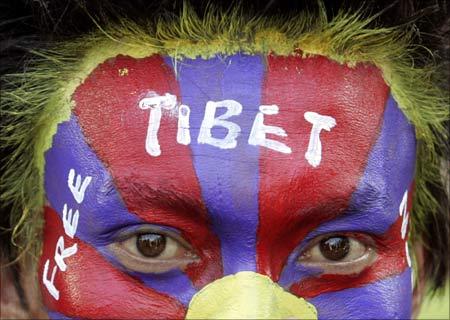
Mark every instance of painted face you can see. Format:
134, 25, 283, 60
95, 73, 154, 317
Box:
40, 53, 416, 319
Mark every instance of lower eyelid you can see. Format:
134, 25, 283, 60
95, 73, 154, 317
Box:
121, 258, 195, 274
302, 248, 377, 275
108, 242, 198, 274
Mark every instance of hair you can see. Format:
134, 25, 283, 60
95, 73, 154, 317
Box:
1, 0, 448, 296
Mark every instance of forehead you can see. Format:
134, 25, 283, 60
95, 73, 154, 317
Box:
71, 53, 392, 210
71, 53, 389, 194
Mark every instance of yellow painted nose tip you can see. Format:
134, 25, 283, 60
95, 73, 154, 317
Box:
185, 271, 318, 319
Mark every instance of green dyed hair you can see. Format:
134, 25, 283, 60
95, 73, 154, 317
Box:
1, 3, 448, 287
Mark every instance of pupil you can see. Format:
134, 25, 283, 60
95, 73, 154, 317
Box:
136, 233, 166, 257
319, 236, 350, 261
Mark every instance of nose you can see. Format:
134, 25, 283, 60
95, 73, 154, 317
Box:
185, 271, 317, 319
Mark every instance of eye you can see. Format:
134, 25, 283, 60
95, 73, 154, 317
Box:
136, 233, 167, 257
319, 236, 350, 261
108, 228, 198, 274
298, 234, 377, 275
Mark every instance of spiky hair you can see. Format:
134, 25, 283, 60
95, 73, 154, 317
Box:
1, 0, 448, 292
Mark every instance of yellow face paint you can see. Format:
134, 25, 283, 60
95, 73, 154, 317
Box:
186, 271, 318, 319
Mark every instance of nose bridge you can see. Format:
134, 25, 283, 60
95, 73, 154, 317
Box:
186, 271, 317, 319
219, 233, 259, 274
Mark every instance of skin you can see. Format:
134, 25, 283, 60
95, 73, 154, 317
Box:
40, 53, 416, 319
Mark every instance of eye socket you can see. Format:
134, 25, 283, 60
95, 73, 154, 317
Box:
108, 228, 198, 274
298, 234, 377, 275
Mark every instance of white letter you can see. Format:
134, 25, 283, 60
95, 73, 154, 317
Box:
62, 204, 79, 238
68, 169, 92, 204
248, 105, 292, 154
400, 190, 409, 239
304, 112, 336, 167
401, 211, 409, 240
197, 100, 242, 149
405, 242, 412, 267
399, 190, 408, 217
177, 104, 191, 145
54, 236, 78, 272
139, 93, 177, 156
43, 260, 59, 300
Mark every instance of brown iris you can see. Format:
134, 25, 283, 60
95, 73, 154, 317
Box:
319, 236, 350, 261
136, 233, 166, 257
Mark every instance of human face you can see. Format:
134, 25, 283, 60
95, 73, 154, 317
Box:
40, 53, 416, 319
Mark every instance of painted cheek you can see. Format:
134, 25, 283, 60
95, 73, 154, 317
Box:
39, 207, 186, 319
257, 55, 389, 280
306, 202, 414, 320
309, 269, 413, 319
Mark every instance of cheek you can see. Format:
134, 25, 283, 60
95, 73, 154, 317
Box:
290, 215, 411, 299
285, 191, 414, 319
39, 207, 186, 318
309, 269, 413, 319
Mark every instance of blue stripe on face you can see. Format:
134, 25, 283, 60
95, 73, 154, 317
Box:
45, 115, 142, 245
278, 253, 322, 288
278, 95, 416, 287
166, 54, 264, 274
44, 115, 197, 305
310, 269, 412, 319
132, 270, 198, 306
47, 310, 74, 319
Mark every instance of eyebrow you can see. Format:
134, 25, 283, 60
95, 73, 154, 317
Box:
346, 180, 390, 214
112, 178, 207, 222
113, 177, 390, 228
294, 180, 391, 226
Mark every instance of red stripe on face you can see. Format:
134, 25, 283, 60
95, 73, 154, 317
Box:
290, 215, 408, 298
257, 55, 389, 281
40, 207, 186, 319
73, 55, 222, 287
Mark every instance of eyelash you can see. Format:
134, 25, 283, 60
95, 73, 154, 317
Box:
107, 225, 377, 276
107, 226, 199, 274
298, 233, 377, 275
